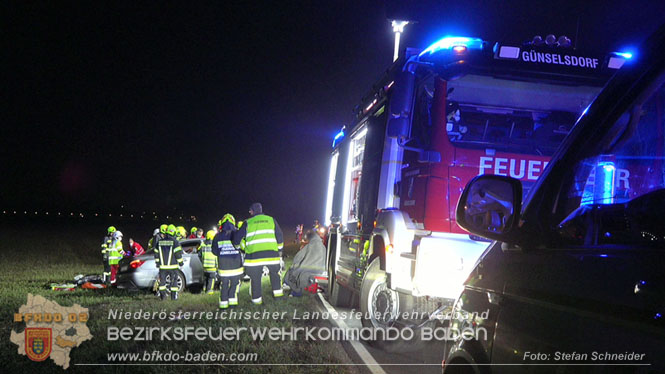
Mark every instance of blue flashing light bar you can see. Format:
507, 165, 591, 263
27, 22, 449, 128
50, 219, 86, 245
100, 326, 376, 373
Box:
419, 36, 484, 56
608, 51, 634, 69
584, 162, 616, 205
599, 163, 616, 204
332, 129, 345, 147
612, 51, 633, 59
581, 161, 616, 206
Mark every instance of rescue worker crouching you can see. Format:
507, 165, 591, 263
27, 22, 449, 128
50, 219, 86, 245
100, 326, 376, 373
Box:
233, 203, 284, 305
154, 224, 184, 300
199, 230, 218, 294
127, 237, 145, 257
212, 214, 243, 309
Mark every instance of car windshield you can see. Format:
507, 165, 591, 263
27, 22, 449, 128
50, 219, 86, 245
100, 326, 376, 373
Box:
555, 80, 665, 248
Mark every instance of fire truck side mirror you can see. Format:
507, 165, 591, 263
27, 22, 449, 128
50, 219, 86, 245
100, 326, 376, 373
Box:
387, 71, 416, 139
456, 175, 522, 242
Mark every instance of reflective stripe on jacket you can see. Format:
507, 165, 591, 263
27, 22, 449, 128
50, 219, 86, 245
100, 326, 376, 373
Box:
240, 214, 283, 254
243, 255, 281, 267
217, 267, 244, 277
108, 240, 124, 265
212, 224, 243, 274
154, 236, 183, 270
101, 236, 112, 259
200, 239, 217, 271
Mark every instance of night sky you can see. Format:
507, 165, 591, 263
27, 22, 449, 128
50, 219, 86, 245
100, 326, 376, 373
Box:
4, 1, 664, 227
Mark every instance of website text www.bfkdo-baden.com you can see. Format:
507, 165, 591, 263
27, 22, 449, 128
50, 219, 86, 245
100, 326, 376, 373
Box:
106, 350, 259, 363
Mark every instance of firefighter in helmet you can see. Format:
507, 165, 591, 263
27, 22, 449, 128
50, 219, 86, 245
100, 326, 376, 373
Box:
101, 226, 116, 285
232, 203, 284, 304
212, 214, 243, 308
108, 230, 125, 286
147, 226, 162, 252
149, 224, 168, 252
154, 224, 184, 300
199, 230, 218, 294
176, 226, 187, 240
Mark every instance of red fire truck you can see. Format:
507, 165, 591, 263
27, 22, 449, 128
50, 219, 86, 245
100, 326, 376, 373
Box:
323, 34, 631, 340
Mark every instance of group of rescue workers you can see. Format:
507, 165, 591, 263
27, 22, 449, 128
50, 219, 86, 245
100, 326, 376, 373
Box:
100, 202, 285, 308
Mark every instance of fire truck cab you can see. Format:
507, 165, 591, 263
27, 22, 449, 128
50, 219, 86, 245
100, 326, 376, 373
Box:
324, 34, 629, 336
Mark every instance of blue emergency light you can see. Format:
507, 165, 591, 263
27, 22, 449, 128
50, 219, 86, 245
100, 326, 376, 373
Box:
598, 163, 616, 204
608, 51, 635, 69
419, 36, 484, 56
580, 161, 617, 206
332, 129, 345, 147
612, 52, 633, 59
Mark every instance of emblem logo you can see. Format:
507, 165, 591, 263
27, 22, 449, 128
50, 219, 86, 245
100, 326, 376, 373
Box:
25, 328, 52, 362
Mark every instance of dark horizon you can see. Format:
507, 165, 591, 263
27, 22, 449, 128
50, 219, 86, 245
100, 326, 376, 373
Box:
4, 1, 664, 227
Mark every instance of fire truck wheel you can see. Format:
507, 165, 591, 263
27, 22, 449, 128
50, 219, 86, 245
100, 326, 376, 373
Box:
360, 257, 423, 352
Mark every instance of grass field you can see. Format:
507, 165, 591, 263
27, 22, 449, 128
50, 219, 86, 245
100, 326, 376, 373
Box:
0, 223, 357, 373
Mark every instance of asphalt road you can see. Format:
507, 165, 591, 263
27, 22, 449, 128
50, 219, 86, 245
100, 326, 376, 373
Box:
316, 294, 446, 374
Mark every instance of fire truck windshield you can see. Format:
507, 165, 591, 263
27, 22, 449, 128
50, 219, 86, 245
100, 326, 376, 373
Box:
411, 73, 602, 157
446, 103, 576, 156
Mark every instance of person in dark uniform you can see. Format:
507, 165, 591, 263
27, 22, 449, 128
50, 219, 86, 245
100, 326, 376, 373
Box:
154, 224, 183, 300
212, 214, 243, 308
